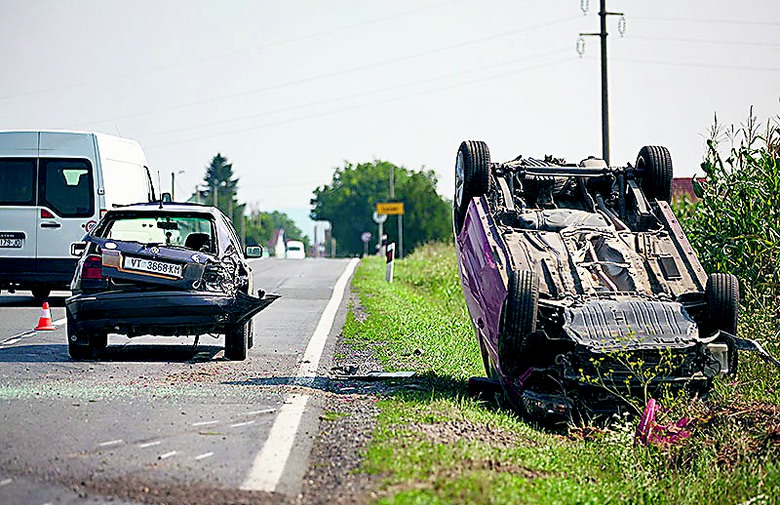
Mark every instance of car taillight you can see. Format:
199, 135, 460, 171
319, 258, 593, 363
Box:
81, 254, 104, 279
41, 209, 55, 219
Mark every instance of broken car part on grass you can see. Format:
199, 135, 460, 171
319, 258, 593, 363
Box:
65, 202, 279, 361
453, 141, 780, 421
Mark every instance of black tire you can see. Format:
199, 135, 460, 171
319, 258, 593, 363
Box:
225, 321, 249, 361
67, 312, 93, 360
247, 319, 255, 349
704, 273, 740, 375
91, 333, 108, 351
454, 140, 491, 233
31, 287, 51, 301
498, 271, 539, 377
636, 145, 673, 202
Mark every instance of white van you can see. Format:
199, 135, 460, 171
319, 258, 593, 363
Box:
285, 240, 306, 259
0, 131, 156, 300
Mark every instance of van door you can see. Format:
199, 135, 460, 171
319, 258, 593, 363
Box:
0, 158, 38, 261
36, 158, 95, 274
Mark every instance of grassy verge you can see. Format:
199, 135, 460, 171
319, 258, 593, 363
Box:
343, 243, 780, 505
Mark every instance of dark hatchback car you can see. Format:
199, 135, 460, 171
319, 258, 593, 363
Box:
66, 202, 278, 361
453, 140, 777, 421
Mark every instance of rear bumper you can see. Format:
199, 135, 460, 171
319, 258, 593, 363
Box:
0, 258, 76, 289
66, 289, 279, 339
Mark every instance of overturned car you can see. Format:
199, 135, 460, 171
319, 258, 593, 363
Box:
454, 141, 777, 420
66, 202, 279, 361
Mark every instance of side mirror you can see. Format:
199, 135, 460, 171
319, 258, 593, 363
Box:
246, 245, 263, 258
70, 242, 87, 257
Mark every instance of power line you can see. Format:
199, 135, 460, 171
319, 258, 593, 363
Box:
632, 15, 780, 28
74, 15, 580, 128
627, 35, 780, 49
590, 56, 780, 72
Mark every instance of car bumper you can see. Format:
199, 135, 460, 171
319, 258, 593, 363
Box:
66, 289, 279, 339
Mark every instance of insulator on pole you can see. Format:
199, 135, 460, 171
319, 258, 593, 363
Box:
576, 37, 586, 57
618, 15, 627, 37
581, 0, 589, 15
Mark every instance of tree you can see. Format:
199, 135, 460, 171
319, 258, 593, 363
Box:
244, 209, 310, 253
199, 153, 245, 232
310, 160, 452, 256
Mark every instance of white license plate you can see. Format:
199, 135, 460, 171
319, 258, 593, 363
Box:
122, 256, 183, 278
0, 238, 22, 248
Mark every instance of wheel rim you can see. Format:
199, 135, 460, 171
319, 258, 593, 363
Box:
455, 151, 465, 208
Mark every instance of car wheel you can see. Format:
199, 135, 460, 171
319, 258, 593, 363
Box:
636, 145, 673, 202
247, 318, 255, 349
705, 273, 740, 375
31, 287, 51, 302
67, 313, 93, 360
91, 333, 108, 351
454, 140, 491, 233
498, 270, 539, 378
225, 321, 248, 361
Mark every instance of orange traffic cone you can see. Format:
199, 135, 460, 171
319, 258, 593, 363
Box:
35, 302, 56, 331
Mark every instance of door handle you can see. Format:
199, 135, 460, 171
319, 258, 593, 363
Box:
40, 222, 61, 229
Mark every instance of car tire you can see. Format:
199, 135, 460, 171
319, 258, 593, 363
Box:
498, 270, 539, 377
247, 318, 255, 349
454, 140, 491, 233
705, 273, 740, 375
31, 288, 51, 302
225, 321, 248, 361
636, 145, 673, 202
67, 313, 93, 360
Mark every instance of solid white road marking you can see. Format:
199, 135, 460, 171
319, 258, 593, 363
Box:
138, 441, 162, 448
192, 420, 219, 427
0, 478, 12, 486
230, 420, 256, 428
98, 439, 123, 447
240, 258, 359, 492
195, 452, 214, 460
158, 451, 177, 460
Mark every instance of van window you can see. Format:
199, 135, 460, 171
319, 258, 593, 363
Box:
39, 159, 94, 217
0, 158, 36, 205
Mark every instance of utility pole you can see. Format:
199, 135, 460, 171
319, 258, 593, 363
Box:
579, 0, 624, 166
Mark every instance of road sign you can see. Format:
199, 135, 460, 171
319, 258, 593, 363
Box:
360, 231, 372, 243
376, 202, 404, 215
372, 211, 388, 224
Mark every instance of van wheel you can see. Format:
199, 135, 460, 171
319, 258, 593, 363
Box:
31, 288, 51, 301
225, 322, 248, 361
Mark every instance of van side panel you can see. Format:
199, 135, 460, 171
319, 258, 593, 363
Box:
94, 133, 151, 209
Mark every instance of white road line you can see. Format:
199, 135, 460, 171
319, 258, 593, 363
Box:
53, 317, 66, 326
194, 452, 214, 460
241, 258, 359, 492
138, 441, 162, 448
245, 408, 275, 416
230, 420, 255, 428
0, 478, 12, 486
192, 420, 219, 427
1, 338, 20, 346
158, 451, 177, 460
98, 439, 123, 447
1, 330, 34, 345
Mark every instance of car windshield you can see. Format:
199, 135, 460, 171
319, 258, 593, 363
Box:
102, 214, 214, 251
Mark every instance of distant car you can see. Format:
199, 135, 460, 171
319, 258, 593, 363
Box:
66, 202, 279, 361
285, 240, 305, 259
453, 140, 776, 420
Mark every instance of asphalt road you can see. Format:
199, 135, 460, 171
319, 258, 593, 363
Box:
0, 257, 357, 505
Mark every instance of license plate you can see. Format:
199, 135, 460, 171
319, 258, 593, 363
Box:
0, 238, 22, 248
122, 256, 183, 278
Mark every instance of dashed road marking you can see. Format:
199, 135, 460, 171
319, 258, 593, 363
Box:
158, 451, 177, 460
195, 452, 214, 460
230, 420, 255, 428
245, 408, 275, 416
0, 478, 12, 486
192, 420, 219, 427
138, 441, 162, 448
2, 338, 20, 346
53, 317, 66, 326
98, 439, 123, 447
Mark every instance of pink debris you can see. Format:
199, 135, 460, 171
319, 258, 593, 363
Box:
635, 398, 691, 446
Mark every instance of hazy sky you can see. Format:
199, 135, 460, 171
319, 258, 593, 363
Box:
2, 1, 779, 239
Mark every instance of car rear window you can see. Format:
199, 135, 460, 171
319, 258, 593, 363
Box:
0, 158, 36, 205
39, 158, 94, 217
103, 215, 214, 251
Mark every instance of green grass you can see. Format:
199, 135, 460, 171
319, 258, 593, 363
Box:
345, 243, 780, 505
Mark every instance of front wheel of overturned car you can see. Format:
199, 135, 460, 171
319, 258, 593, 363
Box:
454, 140, 491, 234
498, 270, 539, 378
705, 273, 740, 375
636, 145, 673, 202
225, 321, 249, 361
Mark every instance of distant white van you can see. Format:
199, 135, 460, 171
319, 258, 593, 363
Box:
285, 240, 306, 259
0, 131, 156, 300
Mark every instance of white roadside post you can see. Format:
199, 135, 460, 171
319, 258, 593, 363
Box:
360, 231, 372, 257
385, 243, 395, 283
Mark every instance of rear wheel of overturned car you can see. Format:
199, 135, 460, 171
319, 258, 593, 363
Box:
636, 145, 673, 202
705, 273, 740, 375
498, 270, 539, 378
454, 140, 491, 233
225, 321, 249, 361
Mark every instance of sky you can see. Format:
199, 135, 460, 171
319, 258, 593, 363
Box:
2, 0, 779, 241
